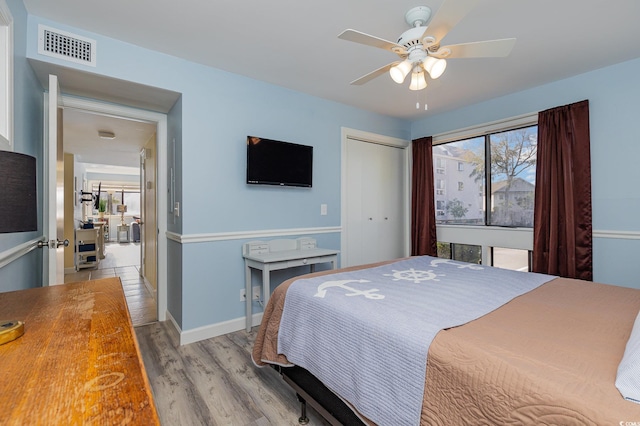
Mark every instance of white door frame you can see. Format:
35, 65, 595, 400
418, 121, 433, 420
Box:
340, 127, 411, 267
63, 96, 168, 321
43, 74, 64, 285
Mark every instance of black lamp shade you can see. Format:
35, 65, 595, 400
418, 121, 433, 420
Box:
0, 151, 37, 233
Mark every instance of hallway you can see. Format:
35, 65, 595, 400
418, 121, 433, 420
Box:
65, 242, 157, 326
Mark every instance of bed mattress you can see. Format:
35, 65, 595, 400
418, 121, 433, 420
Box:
253, 259, 640, 424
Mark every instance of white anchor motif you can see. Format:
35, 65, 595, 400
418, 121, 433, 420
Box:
430, 258, 483, 270
314, 279, 385, 299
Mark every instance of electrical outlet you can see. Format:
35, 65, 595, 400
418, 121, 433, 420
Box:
241, 287, 262, 302
252, 286, 261, 301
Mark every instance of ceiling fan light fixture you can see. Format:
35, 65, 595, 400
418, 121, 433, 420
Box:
389, 59, 413, 84
423, 56, 447, 79
409, 71, 427, 91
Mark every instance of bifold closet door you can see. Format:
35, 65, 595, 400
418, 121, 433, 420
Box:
345, 139, 405, 266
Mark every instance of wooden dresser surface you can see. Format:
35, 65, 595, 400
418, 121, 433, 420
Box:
0, 278, 159, 425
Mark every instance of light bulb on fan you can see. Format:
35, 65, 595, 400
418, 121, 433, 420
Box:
409, 71, 427, 91
389, 59, 413, 84
423, 57, 447, 79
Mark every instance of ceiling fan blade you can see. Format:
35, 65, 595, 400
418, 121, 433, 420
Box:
350, 62, 397, 85
434, 38, 517, 59
423, 0, 478, 45
338, 29, 406, 54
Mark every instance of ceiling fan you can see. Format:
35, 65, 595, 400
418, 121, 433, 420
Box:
338, 0, 516, 91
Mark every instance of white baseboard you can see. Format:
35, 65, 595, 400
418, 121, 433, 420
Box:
142, 275, 157, 298
171, 313, 264, 346
165, 310, 181, 347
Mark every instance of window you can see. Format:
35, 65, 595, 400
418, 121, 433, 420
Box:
0, 0, 12, 150
489, 127, 537, 227
432, 137, 484, 224
437, 241, 482, 264
431, 114, 538, 266
432, 125, 537, 227
492, 247, 530, 272
91, 183, 141, 217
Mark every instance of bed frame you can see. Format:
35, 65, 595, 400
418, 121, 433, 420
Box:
272, 365, 365, 425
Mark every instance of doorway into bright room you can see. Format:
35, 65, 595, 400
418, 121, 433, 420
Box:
61, 106, 158, 326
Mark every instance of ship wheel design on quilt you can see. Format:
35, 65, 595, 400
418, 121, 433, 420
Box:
384, 268, 444, 284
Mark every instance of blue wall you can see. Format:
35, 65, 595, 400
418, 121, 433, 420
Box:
411, 57, 640, 289
10, 1, 637, 336
21, 13, 409, 331
0, 0, 44, 292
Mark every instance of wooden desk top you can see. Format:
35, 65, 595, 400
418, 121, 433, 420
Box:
0, 278, 159, 425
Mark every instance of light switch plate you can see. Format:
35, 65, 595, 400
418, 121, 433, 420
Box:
320, 204, 327, 215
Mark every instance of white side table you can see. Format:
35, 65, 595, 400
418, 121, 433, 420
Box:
243, 238, 339, 332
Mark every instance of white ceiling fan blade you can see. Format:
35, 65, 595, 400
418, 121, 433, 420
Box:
422, 0, 478, 45
434, 38, 517, 59
350, 62, 397, 85
338, 29, 406, 54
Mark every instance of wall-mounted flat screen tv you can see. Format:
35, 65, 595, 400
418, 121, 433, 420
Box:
246, 136, 313, 187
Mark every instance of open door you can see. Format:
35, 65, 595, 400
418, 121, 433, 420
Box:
42, 74, 68, 285
140, 145, 157, 294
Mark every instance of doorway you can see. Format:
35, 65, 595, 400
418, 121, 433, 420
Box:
53, 94, 168, 325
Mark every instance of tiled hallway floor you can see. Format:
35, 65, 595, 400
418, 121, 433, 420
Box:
65, 242, 157, 326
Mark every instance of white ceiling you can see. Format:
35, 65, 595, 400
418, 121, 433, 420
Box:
21, 0, 640, 166
63, 108, 156, 169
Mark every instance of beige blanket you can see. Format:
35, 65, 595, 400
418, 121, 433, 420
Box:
253, 262, 640, 424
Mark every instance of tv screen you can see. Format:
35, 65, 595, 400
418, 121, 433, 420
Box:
246, 136, 313, 187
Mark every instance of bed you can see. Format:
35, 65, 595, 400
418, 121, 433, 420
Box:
252, 255, 640, 425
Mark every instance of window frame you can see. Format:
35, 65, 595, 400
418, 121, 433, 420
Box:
0, 0, 13, 151
432, 112, 538, 267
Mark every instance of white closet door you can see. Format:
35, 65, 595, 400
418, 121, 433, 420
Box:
376, 143, 405, 261
345, 138, 406, 266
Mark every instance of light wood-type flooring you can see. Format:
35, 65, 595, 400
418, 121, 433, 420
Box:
65, 242, 157, 326
67, 243, 328, 424
135, 321, 330, 426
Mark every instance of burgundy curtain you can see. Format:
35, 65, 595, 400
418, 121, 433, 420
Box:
411, 136, 437, 256
533, 99, 592, 280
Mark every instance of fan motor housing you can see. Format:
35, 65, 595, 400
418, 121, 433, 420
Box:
397, 27, 427, 49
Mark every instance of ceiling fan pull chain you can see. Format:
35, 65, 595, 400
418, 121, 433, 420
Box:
416, 91, 428, 111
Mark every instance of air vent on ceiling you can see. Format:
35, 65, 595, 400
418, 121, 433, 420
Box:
38, 24, 96, 67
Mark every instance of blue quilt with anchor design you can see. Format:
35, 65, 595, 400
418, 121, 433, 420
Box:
278, 255, 554, 426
